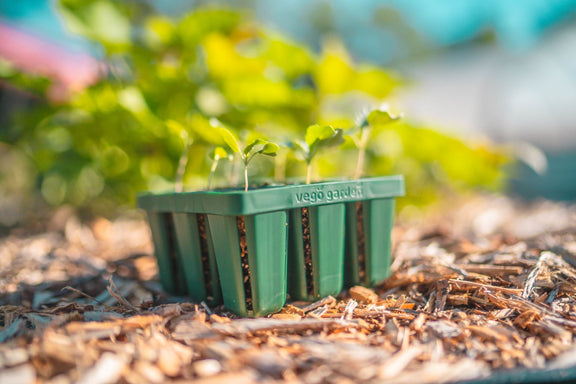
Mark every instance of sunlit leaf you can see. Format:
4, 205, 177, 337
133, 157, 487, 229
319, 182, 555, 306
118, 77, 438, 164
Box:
245, 139, 279, 163
145, 16, 175, 47
216, 127, 241, 154
118, 87, 149, 114
367, 109, 401, 127
261, 142, 279, 155
86, 1, 130, 45
165, 120, 186, 133
243, 138, 266, 157
354, 67, 399, 99
211, 146, 229, 160
305, 124, 337, 147
315, 39, 354, 95
341, 135, 357, 150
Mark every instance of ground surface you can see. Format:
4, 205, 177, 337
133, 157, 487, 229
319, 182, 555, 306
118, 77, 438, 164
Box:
1, 195, 576, 383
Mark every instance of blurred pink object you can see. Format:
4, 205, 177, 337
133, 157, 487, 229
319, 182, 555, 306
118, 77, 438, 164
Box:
0, 22, 101, 100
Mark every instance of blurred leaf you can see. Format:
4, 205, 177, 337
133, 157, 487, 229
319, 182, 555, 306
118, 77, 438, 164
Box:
305, 124, 338, 147
179, 8, 241, 47
341, 135, 357, 150
243, 138, 266, 157
367, 108, 401, 127
60, 0, 131, 48
264, 37, 315, 79
262, 142, 279, 155
211, 146, 229, 160
87, 1, 130, 45
118, 86, 150, 114
354, 67, 400, 99
216, 127, 241, 154
316, 49, 353, 95
245, 139, 279, 163
203, 34, 265, 79
308, 127, 345, 159
145, 16, 175, 47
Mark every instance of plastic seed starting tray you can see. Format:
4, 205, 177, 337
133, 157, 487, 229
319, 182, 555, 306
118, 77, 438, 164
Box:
138, 176, 405, 317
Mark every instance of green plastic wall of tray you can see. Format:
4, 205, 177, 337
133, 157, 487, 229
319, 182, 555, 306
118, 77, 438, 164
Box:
146, 212, 185, 295
144, 211, 222, 305
137, 176, 405, 216
172, 213, 222, 305
288, 204, 346, 301
344, 198, 395, 287
207, 211, 288, 317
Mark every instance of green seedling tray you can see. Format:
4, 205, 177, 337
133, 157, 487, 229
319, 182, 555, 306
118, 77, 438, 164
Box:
138, 176, 404, 317
288, 204, 346, 301
344, 198, 396, 287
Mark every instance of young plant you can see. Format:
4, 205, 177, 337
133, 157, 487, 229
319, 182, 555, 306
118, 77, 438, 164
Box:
167, 117, 230, 192
215, 122, 279, 191
166, 120, 194, 193
292, 125, 345, 184
351, 106, 401, 179
207, 146, 232, 190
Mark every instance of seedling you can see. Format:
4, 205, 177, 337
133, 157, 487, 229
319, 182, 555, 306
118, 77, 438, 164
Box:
167, 120, 194, 193
292, 125, 345, 184
214, 120, 279, 191
351, 106, 401, 179
207, 147, 232, 190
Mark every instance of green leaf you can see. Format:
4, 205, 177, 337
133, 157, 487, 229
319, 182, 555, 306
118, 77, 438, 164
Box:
166, 119, 186, 133
305, 124, 337, 147
118, 86, 149, 114
243, 138, 266, 156
289, 141, 309, 160
211, 146, 229, 160
261, 142, 279, 155
308, 127, 345, 163
341, 135, 357, 150
188, 115, 222, 144
367, 109, 401, 127
166, 120, 190, 149
215, 127, 241, 154
86, 1, 131, 45
311, 127, 344, 149
246, 140, 279, 163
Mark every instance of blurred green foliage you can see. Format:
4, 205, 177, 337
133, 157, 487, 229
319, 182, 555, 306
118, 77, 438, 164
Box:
0, 1, 508, 216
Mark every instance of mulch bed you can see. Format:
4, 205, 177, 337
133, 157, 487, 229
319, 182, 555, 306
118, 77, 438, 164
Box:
1, 196, 576, 383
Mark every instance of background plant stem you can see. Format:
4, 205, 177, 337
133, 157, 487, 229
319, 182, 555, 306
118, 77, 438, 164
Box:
207, 159, 219, 190
306, 162, 312, 184
354, 130, 370, 179
174, 144, 191, 193
354, 147, 366, 179
244, 163, 249, 191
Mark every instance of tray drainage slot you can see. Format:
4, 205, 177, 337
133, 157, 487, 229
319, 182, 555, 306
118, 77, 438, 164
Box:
237, 216, 253, 312
301, 207, 315, 298
197, 213, 213, 299
356, 202, 366, 283
163, 213, 183, 294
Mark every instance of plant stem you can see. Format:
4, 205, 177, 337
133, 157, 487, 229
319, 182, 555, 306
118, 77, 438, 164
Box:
244, 163, 249, 192
175, 144, 190, 193
354, 146, 366, 180
207, 159, 219, 190
306, 162, 312, 184
353, 130, 370, 180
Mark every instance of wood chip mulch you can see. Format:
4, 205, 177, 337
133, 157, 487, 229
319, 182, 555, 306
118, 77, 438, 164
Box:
1, 196, 576, 384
